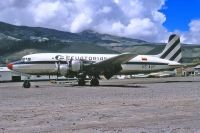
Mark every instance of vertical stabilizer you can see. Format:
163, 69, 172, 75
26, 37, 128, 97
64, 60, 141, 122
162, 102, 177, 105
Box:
157, 34, 182, 63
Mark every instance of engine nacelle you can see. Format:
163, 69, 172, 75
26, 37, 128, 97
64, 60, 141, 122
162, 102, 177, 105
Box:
59, 64, 69, 76
58, 60, 84, 77
70, 60, 83, 72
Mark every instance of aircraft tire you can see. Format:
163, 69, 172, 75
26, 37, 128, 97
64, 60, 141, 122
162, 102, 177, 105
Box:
90, 78, 99, 86
78, 79, 85, 86
23, 81, 31, 88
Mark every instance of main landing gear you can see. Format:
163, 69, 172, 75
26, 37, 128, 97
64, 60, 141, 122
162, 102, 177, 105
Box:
90, 78, 99, 86
78, 78, 86, 86
78, 77, 99, 86
23, 80, 31, 88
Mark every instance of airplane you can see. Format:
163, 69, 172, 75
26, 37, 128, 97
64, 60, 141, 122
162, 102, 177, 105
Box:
7, 34, 182, 88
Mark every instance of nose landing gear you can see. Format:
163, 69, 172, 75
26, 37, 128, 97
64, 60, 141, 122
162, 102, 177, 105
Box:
23, 76, 31, 88
23, 80, 31, 88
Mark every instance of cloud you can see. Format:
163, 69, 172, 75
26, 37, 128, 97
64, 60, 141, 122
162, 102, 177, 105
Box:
0, 0, 199, 44
66, 0, 168, 42
29, 1, 61, 23
70, 13, 92, 32
180, 19, 200, 44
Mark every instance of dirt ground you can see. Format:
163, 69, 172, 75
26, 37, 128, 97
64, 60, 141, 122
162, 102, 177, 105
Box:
1, 77, 200, 133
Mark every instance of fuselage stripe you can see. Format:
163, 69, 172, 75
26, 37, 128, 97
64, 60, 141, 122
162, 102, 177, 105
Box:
13, 61, 168, 66
14, 61, 67, 64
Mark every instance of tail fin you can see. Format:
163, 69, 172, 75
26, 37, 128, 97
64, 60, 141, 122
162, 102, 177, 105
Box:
157, 34, 182, 63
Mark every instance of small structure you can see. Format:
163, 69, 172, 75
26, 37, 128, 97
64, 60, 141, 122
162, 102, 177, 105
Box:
0, 66, 65, 82
175, 67, 183, 77
194, 65, 200, 75
0, 67, 12, 82
182, 67, 195, 76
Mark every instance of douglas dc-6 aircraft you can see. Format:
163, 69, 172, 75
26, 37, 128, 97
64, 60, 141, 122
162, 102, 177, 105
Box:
7, 34, 182, 88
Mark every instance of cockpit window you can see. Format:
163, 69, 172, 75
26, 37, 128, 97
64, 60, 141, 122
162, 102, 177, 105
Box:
21, 58, 31, 62
21, 58, 25, 62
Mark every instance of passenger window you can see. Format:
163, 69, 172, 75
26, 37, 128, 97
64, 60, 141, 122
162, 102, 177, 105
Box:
28, 58, 31, 61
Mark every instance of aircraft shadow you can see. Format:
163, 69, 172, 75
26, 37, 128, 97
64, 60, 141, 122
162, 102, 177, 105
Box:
72, 84, 146, 88
99, 84, 146, 88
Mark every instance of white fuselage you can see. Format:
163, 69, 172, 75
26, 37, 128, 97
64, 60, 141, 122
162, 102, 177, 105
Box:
12, 53, 180, 75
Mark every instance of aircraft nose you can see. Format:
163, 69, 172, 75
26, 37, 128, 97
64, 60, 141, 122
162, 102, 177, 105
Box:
7, 63, 13, 70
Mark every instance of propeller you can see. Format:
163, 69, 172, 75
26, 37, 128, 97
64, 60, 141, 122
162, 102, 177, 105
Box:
68, 57, 73, 70
55, 61, 61, 80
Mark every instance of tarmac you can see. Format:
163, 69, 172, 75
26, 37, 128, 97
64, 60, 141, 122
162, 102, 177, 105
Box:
1, 76, 200, 133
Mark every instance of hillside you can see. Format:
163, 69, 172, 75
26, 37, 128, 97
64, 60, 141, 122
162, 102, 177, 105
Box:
0, 21, 200, 65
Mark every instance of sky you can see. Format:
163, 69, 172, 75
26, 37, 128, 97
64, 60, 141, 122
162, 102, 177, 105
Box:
0, 0, 199, 44
161, 0, 200, 32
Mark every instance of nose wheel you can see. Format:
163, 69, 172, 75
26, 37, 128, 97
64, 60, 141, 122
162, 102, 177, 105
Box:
23, 81, 31, 88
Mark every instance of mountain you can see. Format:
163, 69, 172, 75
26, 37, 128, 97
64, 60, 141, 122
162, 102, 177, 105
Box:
0, 21, 200, 65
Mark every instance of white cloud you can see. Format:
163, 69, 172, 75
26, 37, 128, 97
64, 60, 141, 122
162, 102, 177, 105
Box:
30, 1, 61, 23
70, 13, 92, 32
0, 0, 199, 44
189, 20, 200, 33
180, 19, 200, 44
117, 0, 144, 18
152, 11, 166, 23
113, 0, 119, 4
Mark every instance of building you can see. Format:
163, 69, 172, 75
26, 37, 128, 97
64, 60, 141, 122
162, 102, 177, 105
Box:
0, 67, 12, 82
0, 67, 66, 82
0, 67, 21, 82
194, 65, 200, 75
182, 67, 195, 76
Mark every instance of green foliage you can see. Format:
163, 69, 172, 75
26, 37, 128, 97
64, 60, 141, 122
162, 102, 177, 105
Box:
192, 58, 200, 63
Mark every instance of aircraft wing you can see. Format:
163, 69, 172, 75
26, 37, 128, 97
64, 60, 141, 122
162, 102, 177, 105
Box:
182, 62, 200, 68
84, 53, 135, 79
169, 62, 200, 68
95, 53, 135, 66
